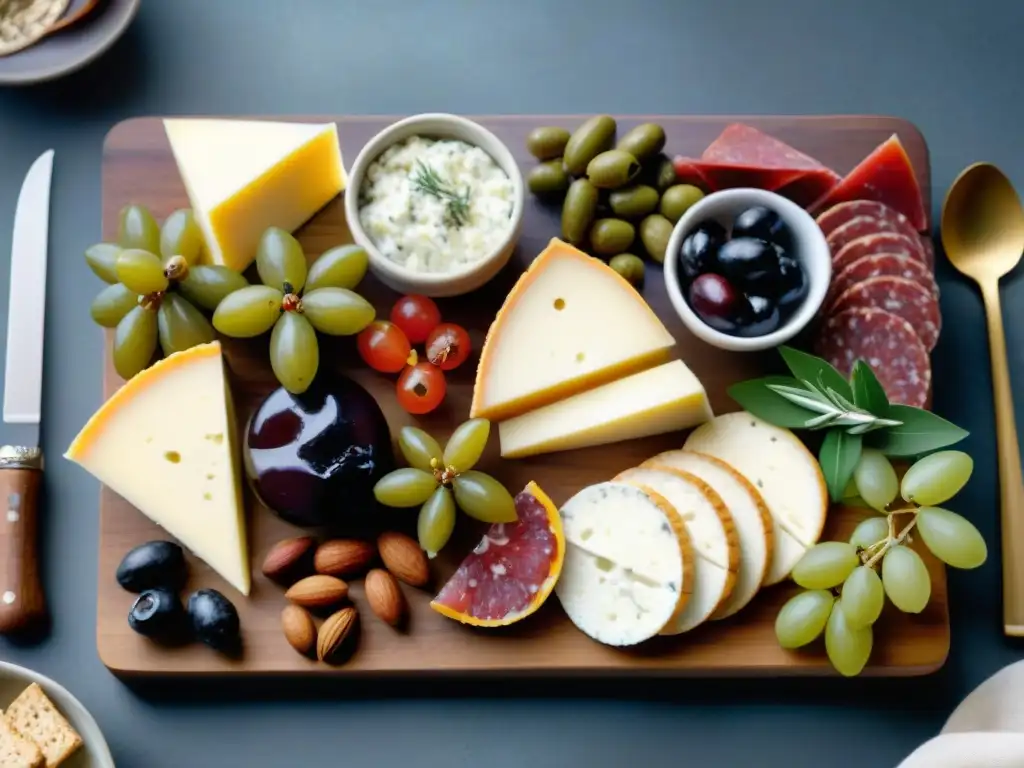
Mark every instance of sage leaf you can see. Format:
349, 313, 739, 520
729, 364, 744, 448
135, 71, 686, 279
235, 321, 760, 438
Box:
779, 346, 853, 400
727, 376, 818, 428
866, 405, 970, 457
851, 360, 890, 415
819, 429, 863, 502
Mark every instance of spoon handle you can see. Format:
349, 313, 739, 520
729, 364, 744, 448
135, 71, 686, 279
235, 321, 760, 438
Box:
980, 280, 1024, 636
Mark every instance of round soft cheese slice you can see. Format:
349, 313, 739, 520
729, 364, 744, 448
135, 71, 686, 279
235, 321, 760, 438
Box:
556, 482, 693, 647
645, 450, 773, 618
615, 466, 738, 635
683, 412, 828, 583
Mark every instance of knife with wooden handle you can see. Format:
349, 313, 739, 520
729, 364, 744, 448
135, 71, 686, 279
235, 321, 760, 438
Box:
0, 150, 53, 635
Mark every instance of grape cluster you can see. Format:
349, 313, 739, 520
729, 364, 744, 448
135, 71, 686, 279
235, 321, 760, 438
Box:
373, 419, 516, 558
211, 229, 374, 395
86, 205, 249, 380
775, 449, 985, 676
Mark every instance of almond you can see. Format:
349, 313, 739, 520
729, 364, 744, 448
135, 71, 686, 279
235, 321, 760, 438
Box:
314, 538, 375, 577
317, 606, 358, 663
285, 574, 349, 608
364, 568, 406, 627
280, 604, 316, 656
261, 536, 316, 581
378, 531, 430, 587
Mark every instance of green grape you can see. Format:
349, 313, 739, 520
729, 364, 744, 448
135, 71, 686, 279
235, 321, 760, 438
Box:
305, 244, 369, 292
212, 285, 284, 337
374, 468, 438, 508
256, 227, 307, 293
116, 249, 169, 295
901, 451, 974, 506
118, 205, 161, 254
849, 516, 889, 550
825, 600, 873, 677
916, 506, 988, 569
112, 305, 158, 379
178, 265, 250, 311
418, 486, 457, 558
398, 426, 443, 472
839, 566, 885, 629
300, 288, 375, 336
853, 448, 899, 511
85, 243, 122, 283
791, 541, 859, 590
443, 419, 491, 471
159, 209, 205, 265
451, 471, 517, 523
881, 545, 931, 613
90, 283, 138, 328
157, 293, 215, 355
269, 312, 318, 394
774, 589, 833, 649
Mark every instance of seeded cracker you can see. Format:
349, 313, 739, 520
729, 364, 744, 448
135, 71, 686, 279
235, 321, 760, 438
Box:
3, 684, 82, 768
0, 715, 43, 768
0, 0, 70, 57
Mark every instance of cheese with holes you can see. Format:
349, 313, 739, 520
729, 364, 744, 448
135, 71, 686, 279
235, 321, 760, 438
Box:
65, 342, 250, 595
497, 360, 711, 458
555, 482, 692, 647
683, 412, 828, 583
470, 238, 676, 421
164, 118, 345, 272
615, 466, 738, 634
646, 450, 773, 618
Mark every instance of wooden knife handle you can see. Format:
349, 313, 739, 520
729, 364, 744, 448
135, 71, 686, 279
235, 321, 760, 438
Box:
0, 452, 45, 634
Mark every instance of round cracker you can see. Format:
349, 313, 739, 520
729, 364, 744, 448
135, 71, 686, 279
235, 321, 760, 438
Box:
0, 0, 70, 57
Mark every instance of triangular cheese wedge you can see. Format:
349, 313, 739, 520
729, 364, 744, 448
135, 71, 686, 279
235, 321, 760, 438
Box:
65, 342, 250, 596
471, 238, 676, 421
164, 118, 345, 272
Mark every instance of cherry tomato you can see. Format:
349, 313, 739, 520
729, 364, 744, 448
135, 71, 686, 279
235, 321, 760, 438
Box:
357, 320, 411, 373
390, 295, 442, 344
425, 323, 472, 371
396, 362, 447, 415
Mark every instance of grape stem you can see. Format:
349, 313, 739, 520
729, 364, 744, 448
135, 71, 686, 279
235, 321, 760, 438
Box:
861, 511, 919, 569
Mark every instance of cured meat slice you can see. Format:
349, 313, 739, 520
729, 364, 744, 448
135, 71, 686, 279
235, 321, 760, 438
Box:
814, 307, 930, 408
826, 218, 934, 271
773, 170, 843, 209
672, 157, 803, 193
829, 276, 941, 351
812, 135, 928, 231
832, 232, 929, 273
672, 158, 713, 190
827, 253, 938, 311
816, 199, 920, 240
702, 123, 830, 169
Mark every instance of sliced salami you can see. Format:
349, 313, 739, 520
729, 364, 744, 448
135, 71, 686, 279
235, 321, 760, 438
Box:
816, 200, 919, 238
829, 276, 941, 351
814, 308, 931, 408
826, 253, 938, 311
832, 232, 929, 274
826, 217, 935, 269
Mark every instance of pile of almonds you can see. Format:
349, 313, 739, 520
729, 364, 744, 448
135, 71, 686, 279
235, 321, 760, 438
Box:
261, 531, 429, 665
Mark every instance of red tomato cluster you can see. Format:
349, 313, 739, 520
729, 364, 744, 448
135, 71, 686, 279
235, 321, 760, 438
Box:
357, 295, 472, 415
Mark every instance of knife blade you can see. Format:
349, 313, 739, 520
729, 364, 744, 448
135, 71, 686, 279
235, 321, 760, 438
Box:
0, 149, 53, 634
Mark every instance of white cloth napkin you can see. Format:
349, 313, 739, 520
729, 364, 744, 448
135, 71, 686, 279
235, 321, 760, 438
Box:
898, 660, 1024, 767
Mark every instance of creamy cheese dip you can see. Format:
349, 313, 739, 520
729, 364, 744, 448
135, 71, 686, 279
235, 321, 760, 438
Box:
358, 136, 515, 274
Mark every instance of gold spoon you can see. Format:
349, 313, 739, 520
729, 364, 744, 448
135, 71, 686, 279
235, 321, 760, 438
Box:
942, 162, 1024, 636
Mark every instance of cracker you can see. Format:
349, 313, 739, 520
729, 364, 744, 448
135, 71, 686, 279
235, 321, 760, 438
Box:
3, 685, 82, 768
0, 716, 43, 768
0, 0, 71, 58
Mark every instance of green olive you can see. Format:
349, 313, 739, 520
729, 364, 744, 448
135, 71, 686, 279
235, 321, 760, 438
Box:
659, 184, 705, 223
586, 150, 641, 190
589, 218, 636, 256
561, 179, 599, 245
563, 115, 616, 176
616, 123, 667, 161
527, 160, 570, 196
608, 185, 660, 219
641, 156, 678, 193
639, 214, 675, 264
526, 127, 571, 161
609, 254, 645, 285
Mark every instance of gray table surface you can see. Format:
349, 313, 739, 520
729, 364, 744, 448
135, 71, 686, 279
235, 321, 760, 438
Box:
0, 1, 1022, 765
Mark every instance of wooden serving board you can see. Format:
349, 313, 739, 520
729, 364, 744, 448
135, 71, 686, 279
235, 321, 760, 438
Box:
96, 115, 947, 677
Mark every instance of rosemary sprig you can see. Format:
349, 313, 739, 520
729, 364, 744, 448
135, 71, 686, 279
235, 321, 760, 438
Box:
766, 381, 903, 434
411, 160, 472, 228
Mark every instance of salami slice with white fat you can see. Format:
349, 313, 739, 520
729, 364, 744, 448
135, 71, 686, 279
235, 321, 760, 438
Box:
816, 200, 921, 238
814, 308, 931, 408
829, 276, 941, 351
832, 232, 929, 274
826, 253, 938, 311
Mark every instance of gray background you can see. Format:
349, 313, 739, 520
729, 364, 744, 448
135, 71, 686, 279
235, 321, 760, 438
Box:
0, 1, 1021, 765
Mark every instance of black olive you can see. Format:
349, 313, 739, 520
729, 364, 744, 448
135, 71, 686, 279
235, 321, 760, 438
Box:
715, 237, 782, 292
776, 253, 809, 311
687, 273, 744, 335
733, 206, 791, 249
116, 540, 188, 593
737, 295, 782, 337
188, 589, 241, 655
128, 588, 187, 641
678, 220, 726, 282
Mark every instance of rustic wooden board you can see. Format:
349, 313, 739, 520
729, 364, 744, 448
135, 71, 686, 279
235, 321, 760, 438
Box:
95, 115, 947, 677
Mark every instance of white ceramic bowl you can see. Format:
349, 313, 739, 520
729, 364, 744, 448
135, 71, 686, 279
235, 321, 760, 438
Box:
0, 661, 114, 767
343, 113, 525, 298
664, 188, 831, 352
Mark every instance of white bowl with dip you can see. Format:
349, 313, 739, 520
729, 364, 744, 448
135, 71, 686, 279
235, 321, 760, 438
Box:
664, 188, 832, 352
344, 114, 526, 298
